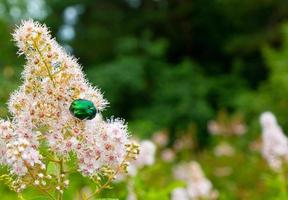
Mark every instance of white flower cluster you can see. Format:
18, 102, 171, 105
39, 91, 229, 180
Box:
172, 161, 217, 200
0, 20, 138, 194
260, 111, 288, 171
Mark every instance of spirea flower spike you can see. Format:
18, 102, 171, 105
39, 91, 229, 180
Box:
0, 20, 139, 199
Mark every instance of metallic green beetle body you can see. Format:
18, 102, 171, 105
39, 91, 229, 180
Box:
69, 99, 97, 120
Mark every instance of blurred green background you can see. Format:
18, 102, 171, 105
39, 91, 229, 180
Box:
2, 0, 288, 199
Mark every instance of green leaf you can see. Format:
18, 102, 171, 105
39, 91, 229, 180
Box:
46, 162, 57, 176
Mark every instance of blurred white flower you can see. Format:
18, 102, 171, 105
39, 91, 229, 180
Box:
214, 142, 235, 157
171, 187, 189, 200
207, 120, 221, 135
133, 140, 156, 168
126, 165, 138, 177
173, 161, 205, 183
260, 111, 288, 171
173, 161, 217, 200
186, 180, 212, 199
161, 148, 176, 163
232, 123, 247, 135
260, 112, 277, 129
152, 130, 169, 147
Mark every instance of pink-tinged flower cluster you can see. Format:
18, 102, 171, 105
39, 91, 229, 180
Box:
0, 120, 43, 176
77, 116, 129, 175
0, 19, 135, 185
260, 111, 288, 171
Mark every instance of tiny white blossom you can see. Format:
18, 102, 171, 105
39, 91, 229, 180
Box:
34, 180, 40, 186
64, 180, 69, 186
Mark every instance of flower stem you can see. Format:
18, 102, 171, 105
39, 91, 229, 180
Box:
32, 39, 56, 87
24, 162, 56, 200
279, 167, 287, 199
57, 158, 64, 200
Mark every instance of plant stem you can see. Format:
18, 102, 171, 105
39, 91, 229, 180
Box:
57, 158, 64, 200
24, 162, 56, 200
32, 39, 56, 87
86, 177, 112, 200
279, 167, 287, 200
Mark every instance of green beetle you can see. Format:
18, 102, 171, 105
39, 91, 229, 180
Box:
69, 99, 97, 120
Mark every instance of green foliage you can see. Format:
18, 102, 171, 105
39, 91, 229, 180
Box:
236, 23, 288, 133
